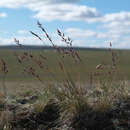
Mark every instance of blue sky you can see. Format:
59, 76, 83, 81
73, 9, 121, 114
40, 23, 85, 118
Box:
0, 0, 130, 48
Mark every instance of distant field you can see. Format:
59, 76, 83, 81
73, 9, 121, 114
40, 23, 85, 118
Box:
0, 49, 130, 82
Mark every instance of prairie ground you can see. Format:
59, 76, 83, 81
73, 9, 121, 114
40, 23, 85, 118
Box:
0, 49, 130, 81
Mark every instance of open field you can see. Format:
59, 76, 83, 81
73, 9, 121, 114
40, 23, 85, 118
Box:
0, 49, 130, 82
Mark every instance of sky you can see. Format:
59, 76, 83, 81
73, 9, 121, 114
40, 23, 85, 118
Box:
0, 0, 130, 48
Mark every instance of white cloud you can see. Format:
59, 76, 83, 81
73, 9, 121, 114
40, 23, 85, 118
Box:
0, 0, 27, 8
0, 36, 49, 46
64, 27, 130, 48
0, 0, 101, 22
65, 28, 96, 38
45, 0, 80, 4
103, 12, 130, 23
0, 37, 13, 45
36, 5, 100, 22
27, 2, 101, 22
96, 12, 130, 48
0, 0, 80, 8
0, 0, 130, 24
65, 28, 107, 39
102, 12, 130, 35
0, 12, 7, 18
17, 30, 28, 35
0, 28, 129, 49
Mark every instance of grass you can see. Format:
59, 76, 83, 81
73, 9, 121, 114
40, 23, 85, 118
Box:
0, 21, 130, 129
0, 49, 130, 82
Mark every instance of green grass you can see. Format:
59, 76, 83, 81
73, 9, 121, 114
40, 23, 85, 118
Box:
0, 49, 130, 82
